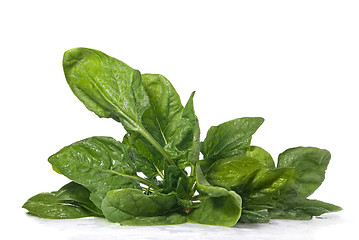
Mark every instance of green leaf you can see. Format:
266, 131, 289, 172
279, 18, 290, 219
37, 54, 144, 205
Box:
63, 48, 175, 166
125, 75, 199, 173
201, 117, 264, 173
55, 182, 102, 216
240, 209, 270, 223
63, 47, 150, 131
246, 146, 275, 169
187, 164, 242, 227
120, 213, 187, 226
23, 192, 94, 219
22, 182, 102, 219
101, 188, 185, 225
270, 199, 342, 220
206, 155, 267, 190
48, 136, 146, 208
141, 74, 183, 147
277, 147, 331, 198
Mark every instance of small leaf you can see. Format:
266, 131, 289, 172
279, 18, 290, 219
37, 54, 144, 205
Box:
246, 146, 275, 169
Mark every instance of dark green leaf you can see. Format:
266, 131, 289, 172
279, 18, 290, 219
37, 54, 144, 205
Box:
22, 182, 103, 219
23, 192, 94, 219
201, 117, 264, 173
101, 188, 185, 225
240, 209, 270, 223
48, 137, 142, 208
55, 182, 102, 216
270, 198, 342, 220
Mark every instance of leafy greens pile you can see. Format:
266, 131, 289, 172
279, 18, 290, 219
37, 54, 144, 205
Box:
23, 48, 341, 227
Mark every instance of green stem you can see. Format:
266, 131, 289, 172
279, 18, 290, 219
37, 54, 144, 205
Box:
106, 170, 160, 190
137, 128, 176, 166
113, 106, 176, 166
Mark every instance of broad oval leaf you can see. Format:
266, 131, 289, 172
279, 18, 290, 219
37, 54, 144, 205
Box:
101, 188, 185, 225
201, 117, 264, 173
206, 156, 267, 190
63, 47, 150, 131
277, 147, 331, 197
48, 136, 141, 208
141, 74, 183, 146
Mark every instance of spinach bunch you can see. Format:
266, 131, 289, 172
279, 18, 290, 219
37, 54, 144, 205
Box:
23, 48, 341, 227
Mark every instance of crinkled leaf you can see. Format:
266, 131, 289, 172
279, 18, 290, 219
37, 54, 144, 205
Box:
201, 117, 264, 173
101, 188, 184, 225
48, 137, 140, 208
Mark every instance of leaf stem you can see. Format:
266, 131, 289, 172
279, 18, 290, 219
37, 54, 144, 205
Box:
106, 170, 160, 190
137, 128, 176, 166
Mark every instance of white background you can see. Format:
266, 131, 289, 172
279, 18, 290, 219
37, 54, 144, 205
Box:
1, 0, 358, 239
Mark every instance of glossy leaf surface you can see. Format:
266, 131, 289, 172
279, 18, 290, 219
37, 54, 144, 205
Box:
48, 136, 141, 208
101, 188, 185, 225
187, 164, 242, 227
201, 117, 264, 173
63, 47, 150, 131
278, 147, 331, 198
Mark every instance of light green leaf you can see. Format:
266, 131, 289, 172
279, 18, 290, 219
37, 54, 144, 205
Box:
201, 117, 264, 173
187, 164, 242, 227
63, 47, 150, 132
246, 146, 275, 169
277, 147, 331, 198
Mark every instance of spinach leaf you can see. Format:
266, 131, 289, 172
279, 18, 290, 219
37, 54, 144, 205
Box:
101, 188, 186, 225
187, 164, 242, 227
270, 199, 342, 220
205, 155, 267, 190
48, 136, 158, 208
63, 48, 175, 166
200, 117, 264, 173
56, 181, 102, 216
63, 47, 149, 130
23, 182, 102, 219
246, 146, 275, 169
277, 147, 331, 198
